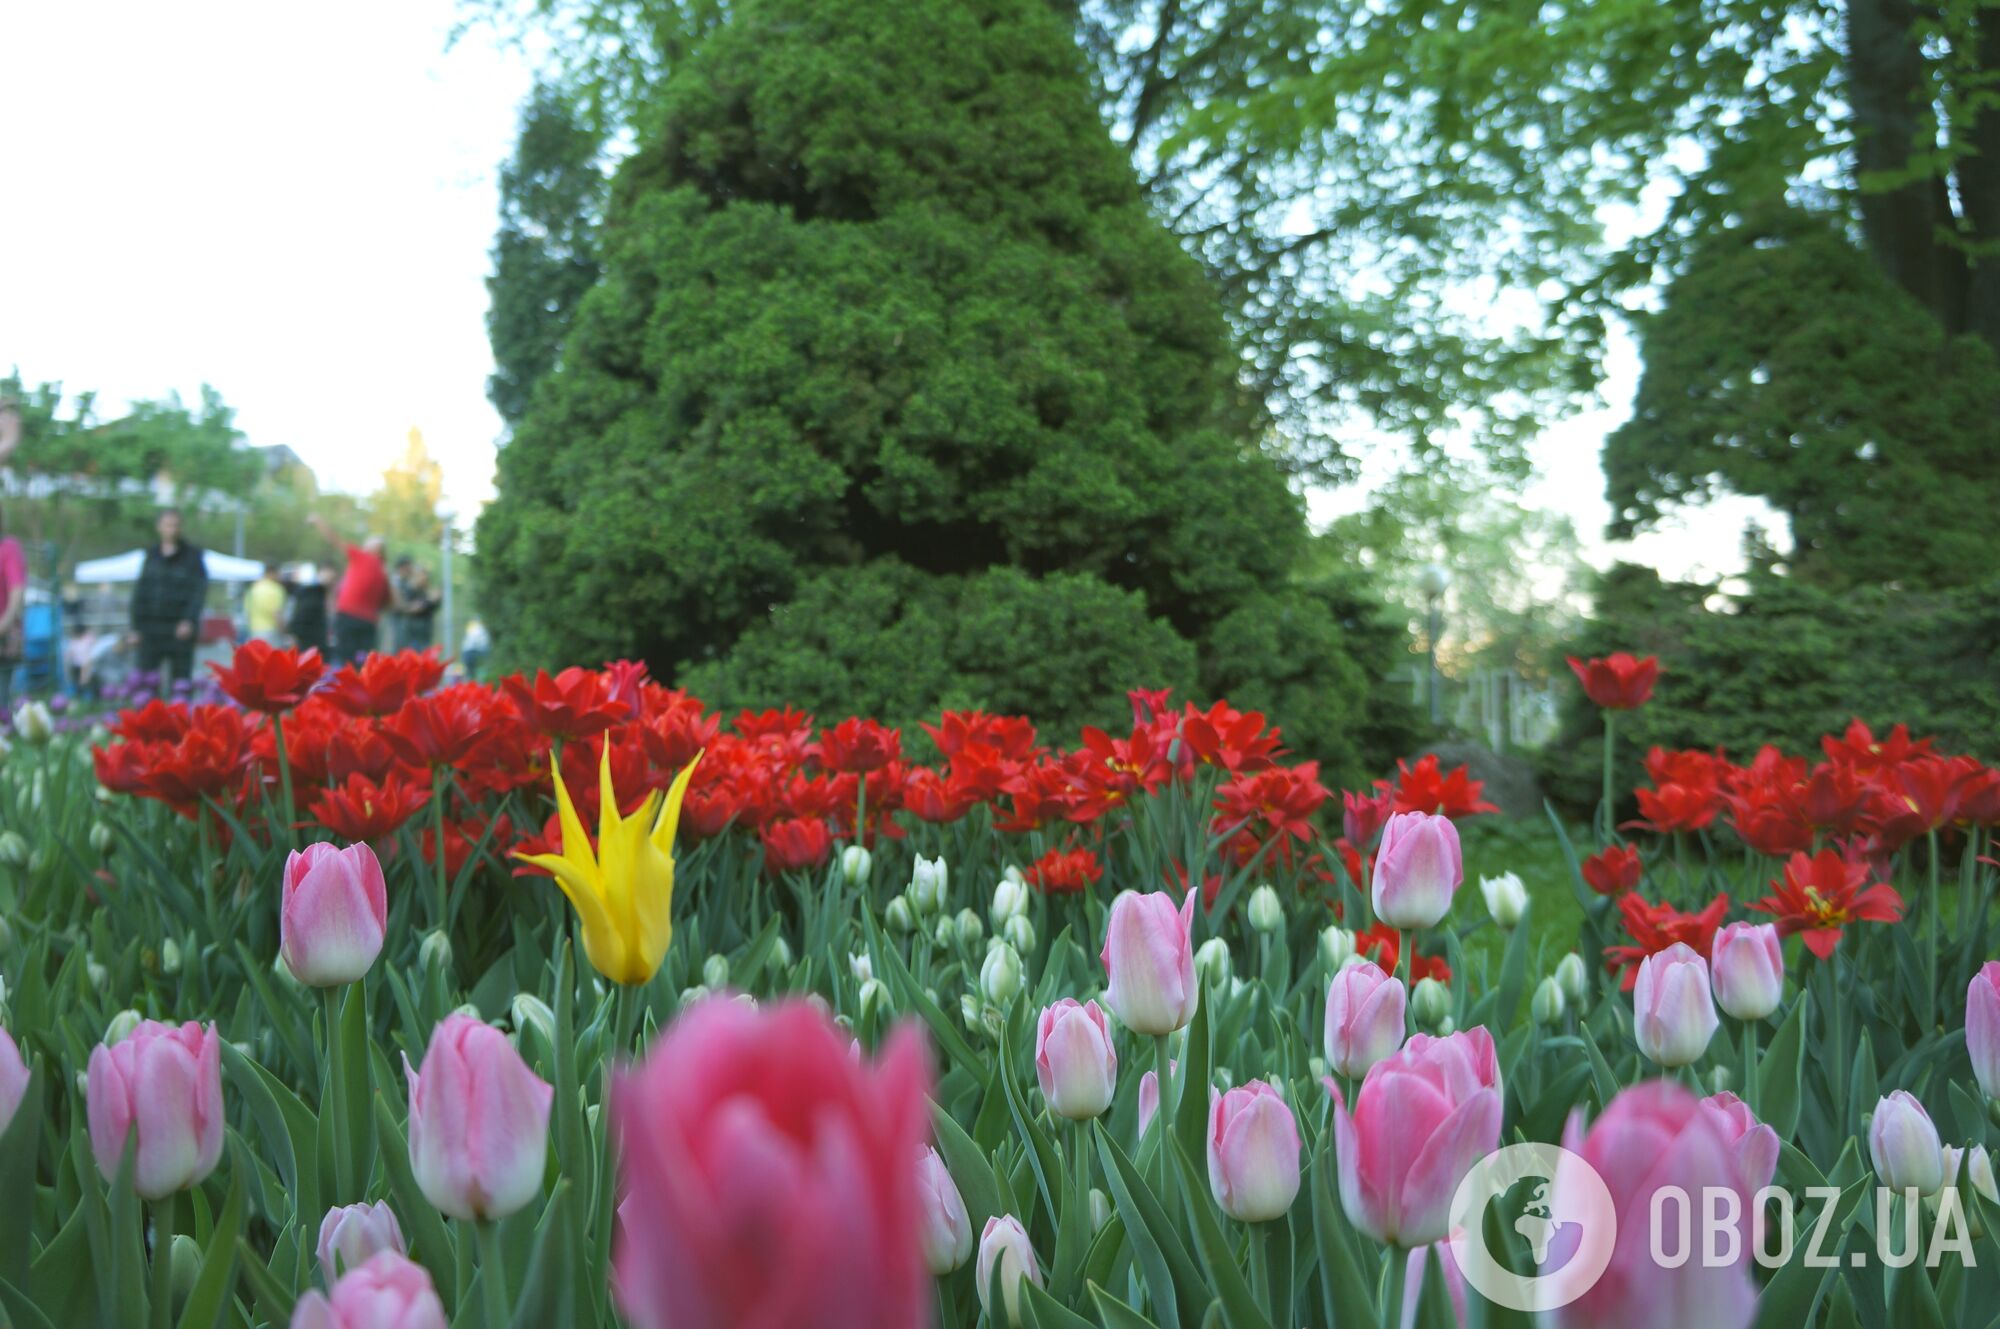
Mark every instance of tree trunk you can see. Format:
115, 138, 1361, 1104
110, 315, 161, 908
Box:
1956, 7, 2000, 348
1845, 0, 1950, 320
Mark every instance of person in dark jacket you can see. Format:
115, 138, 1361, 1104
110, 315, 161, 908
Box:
126, 509, 208, 689
286, 563, 330, 656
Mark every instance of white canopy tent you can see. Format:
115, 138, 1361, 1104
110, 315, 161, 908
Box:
74, 548, 268, 584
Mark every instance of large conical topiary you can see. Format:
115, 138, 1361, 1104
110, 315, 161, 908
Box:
477, 0, 1407, 777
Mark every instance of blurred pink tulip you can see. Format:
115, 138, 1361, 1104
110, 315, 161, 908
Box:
1207, 1081, 1302, 1222
977, 1215, 1041, 1325
86, 1020, 223, 1200
1137, 1060, 1175, 1138
1324, 961, 1406, 1079
317, 1201, 407, 1285
1968, 962, 2000, 1100
281, 842, 388, 987
1328, 1028, 1502, 1247
290, 1251, 447, 1329
1100, 891, 1198, 1035
1371, 813, 1462, 930
1633, 942, 1718, 1068
1401, 1244, 1467, 1329
917, 1146, 974, 1275
1708, 923, 1783, 1022
1697, 1092, 1780, 1194
612, 998, 932, 1329
403, 1014, 552, 1222
1551, 1081, 1756, 1329
0, 1027, 28, 1135
1035, 999, 1117, 1121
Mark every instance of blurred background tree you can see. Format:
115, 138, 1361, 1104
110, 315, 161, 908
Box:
370, 428, 446, 549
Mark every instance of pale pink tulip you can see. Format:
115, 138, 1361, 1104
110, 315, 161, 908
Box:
1100, 891, 1198, 1036
1550, 1081, 1756, 1329
1371, 813, 1462, 930
1633, 942, 1718, 1067
1328, 1029, 1502, 1247
281, 842, 388, 987
290, 1251, 447, 1329
1697, 1092, 1779, 1194
1968, 962, 2000, 1100
1137, 1060, 1175, 1138
86, 1020, 224, 1199
1324, 961, 1406, 1079
0, 1027, 28, 1135
403, 1014, 552, 1222
317, 1201, 408, 1284
1207, 1081, 1301, 1222
1035, 999, 1117, 1121
976, 1215, 1041, 1325
1869, 1090, 1944, 1197
917, 1146, 973, 1275
1708, 923, 1783, 1021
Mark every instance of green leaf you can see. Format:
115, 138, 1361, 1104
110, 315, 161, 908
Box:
1094, 1124, 1201, 1329
1168, 1138, 1273, 1329
0, 1276, 60, 1329
1023, 1278, 1101, 1329
1089, 1281, 1165, 1329
233, 1236, 296, 1326
176, 1174, 243, 1329
1757, 996, 1808, 1142
997, 1003, 1063, 1222
1578, 1022, 1621, 1114
933, 1100, 1004, 1234
1174, 998, 1212, 1185
1306, 1142, 1376, 1329
372, 1095, 459, 1314
508, 1182, 576, 1329
0, 1065, 45, 1287
1752, 1177, 1869, 1329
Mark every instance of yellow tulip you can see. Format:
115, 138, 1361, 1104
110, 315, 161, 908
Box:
516, 745, 701, 986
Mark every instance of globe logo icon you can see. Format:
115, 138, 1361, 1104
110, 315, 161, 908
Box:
1447, 1143, 1619, 1312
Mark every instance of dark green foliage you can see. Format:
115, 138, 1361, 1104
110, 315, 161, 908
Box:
1606, 210, 2000, 590
1539, 563, 2000, 815
477, 0, 1404, 781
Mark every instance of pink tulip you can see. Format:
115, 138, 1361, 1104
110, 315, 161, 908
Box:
1328, 1028, 1502, 1247
1550, 1081, 1756, 1329
1708, 923, 1783, 1021
1035, 999, 1117, 1121
976, 1215, 1041, 1325
403, 1014, 552, 1222
1968, 962, 2000, 1100
1100, 891, 1198, 1036
1401, 1244, 1467, 1329
1207, 1081, 1302, 1222
0, 1027, 28, 1135
1324, 961, 1406, 1079
281, 842, 388, 987
917, 1146, 974, 1275
1137, 1060, 1175, 1138
1632, 942, 1718, 1067
612, 998, 932, 1329
1697, 1092, 1779, 1195
1371, 813, 1462, 930
86, 1020, 224, 1200
290, 1251, 447, 1329
317, 1201, 408, 1284
1868, 1090, 1944, 1197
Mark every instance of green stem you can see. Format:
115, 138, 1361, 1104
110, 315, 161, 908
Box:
1600, 711, 1616, 840
323, 986, 351, 1202
475, 1219, 509, 1329
1400, 930, 1415, 1035
149, 1198, 176, 1329
271, 712, 297, 852
432, 766, 449, 932
1153, 1033, 1177, 1198
1928, 828, 1942, 1030
1379, 1244, 1406, 1329
1741, 1018, 1758, 1115
1249, 1220, 1272, 1312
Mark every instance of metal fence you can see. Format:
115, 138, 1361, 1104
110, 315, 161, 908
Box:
1389, 665, 1561, 751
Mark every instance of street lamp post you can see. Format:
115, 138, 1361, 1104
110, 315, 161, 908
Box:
437, 507, 455, 661
1417, 563, 1453, 726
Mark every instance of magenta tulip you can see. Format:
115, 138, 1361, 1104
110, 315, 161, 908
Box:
612, 998, 932, 1329
1968, 962, 2000, 1100
917, 1145, 974, 1275
1324, 960, 1406, 1080
1207, 1081, 1302, 1222
290, 1251, 447, 1329
1100, 890, 1198, 1036
1632, 942, 1718, 1068
86, 1019, 224, 1199
1371, 813, 1462, 930
0, 1027, 28, 1136
1035, 999, 1117, 1121
281, 841, 388, 987
403, 1014, 552, 1222
976, 1215, 1042, 1325
1550, 1081, 1757, 1329
317, 1201, 408, 1284
1328, 1028, 1502, 1247
1708, 923, 1783, 1022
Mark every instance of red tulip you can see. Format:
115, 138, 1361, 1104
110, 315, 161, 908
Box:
1750, 848, 1903, 959
308, 772, 431, 843
1025, 845, 1103, 895
1580, 844, 1642, 896
322, 649, 446, 718
1566, 653, 1659, 710
758, 817, 834, 874
815, 717, 901, 774
210, 641, 324, 714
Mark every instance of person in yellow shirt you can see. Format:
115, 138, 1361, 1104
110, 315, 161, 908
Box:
245, 564, 288, 645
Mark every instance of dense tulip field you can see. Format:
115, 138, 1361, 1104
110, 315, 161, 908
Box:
3, 644, 2000, 1327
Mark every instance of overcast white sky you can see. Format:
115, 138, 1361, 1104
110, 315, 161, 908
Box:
0, 1, 1773, 580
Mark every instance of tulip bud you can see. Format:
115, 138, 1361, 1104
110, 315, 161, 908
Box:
1035, 999, 1117, 1121
1633, 942, 1719, 1068
1707, 1066, 1731, 1094
769, 935, 793, 970
87, 1020, 225, 1200
857, 978, 889, 1021
840, 844, 873, 887
105, 1009, 144, 1045
1323, 961, 1406, 1080
959, 993, 983, 1029
281, 842, 388, 988
1411, 977, 1452, 1033
1319, 925, 1355, 972
1555, 952, 1588, 1003
910, 855, 949, 913
679, 984, 710, 1006
90, 821, 116, 854
1002, 914, 1036, 954
1247, 885, 1283, 933
85, 958, 109, 991
1479, 872, 1527, 929
976, 1216, 1042, 1326
1531, 975, 1567, 1026
849, 952, 874, 984
1089, 1188, 1112, 1232
417, 930, 452, 974
992, 872, 1030, 924
1967, 962, 2000, 1101
885, 895, 916, 934
1207, 1080, 1302, 1222
0, 1028, 29, 1136
12, 700, 53, 746
1194, 937, 1232, 988
701, 954, 730, 990
160, 938, 183, 975
509, 993, 556, 1050
170, 1233, 200, 1302
955, 908, 984, 946
1101, 891, 1199, 1037
1868, 1091, 1944, 1197
934, 917, 957, 948
1970, 1144, 1999, 1205
403, 1014, 553, 1222
917, 1146, 974, 1275
0, 731, 9, 760
291, 1251, 447, 1329
317, 1200, 407, 1284
1709, 922, 1784, 1021
1371, 811, 1462, 930
981, 944, 1023, 1007
0, 831, 27, 868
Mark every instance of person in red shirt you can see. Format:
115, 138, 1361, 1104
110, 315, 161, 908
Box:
310, 515, 401, 664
